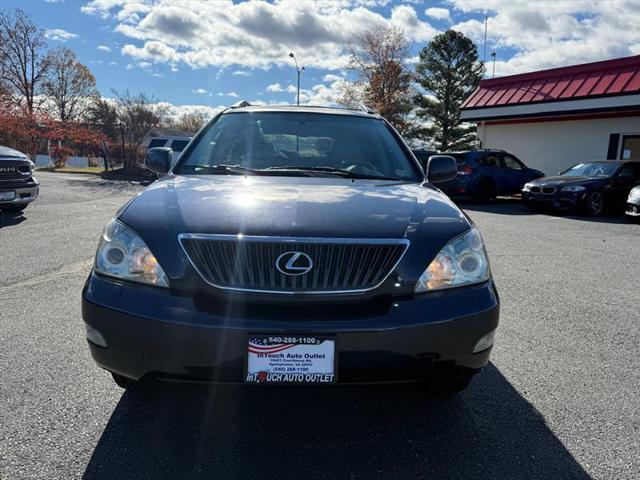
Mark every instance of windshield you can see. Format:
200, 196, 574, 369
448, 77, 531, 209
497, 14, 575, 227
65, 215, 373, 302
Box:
561, 162, 619, 177
175, 112, 419, 181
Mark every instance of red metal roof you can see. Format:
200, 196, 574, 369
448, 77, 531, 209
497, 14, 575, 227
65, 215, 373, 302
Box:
462, 55, 640, 110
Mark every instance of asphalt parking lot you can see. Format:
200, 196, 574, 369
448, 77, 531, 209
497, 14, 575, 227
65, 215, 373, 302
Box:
1, 172, 639, 479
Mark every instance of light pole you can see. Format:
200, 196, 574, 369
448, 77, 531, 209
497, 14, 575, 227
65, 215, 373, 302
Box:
288, 52, 304, 106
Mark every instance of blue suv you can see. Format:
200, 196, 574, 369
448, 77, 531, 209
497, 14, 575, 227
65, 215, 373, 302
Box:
414, 149, 544, 201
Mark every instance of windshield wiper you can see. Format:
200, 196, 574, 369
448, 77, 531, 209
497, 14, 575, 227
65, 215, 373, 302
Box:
182, 164, 263, 175
263, 166, 402, 181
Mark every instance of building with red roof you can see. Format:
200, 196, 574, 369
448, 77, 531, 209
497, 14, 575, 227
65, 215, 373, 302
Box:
460, 55, 640, 174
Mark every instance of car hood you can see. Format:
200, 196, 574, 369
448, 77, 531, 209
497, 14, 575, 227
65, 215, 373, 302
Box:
0, 145, 28, 160
529, 175, 606, 187
118, 175, 471, 279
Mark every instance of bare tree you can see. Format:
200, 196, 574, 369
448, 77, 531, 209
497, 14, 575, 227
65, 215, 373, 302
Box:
113, 90, 168, 170
0, 9, 50, 114
175, 112, 207, 135
87, 97, 119, 140
339, 26, 414, 134
43, 47, 98, 121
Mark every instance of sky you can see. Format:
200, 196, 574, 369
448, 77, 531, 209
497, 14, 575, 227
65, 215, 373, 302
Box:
5, 0, 640, 119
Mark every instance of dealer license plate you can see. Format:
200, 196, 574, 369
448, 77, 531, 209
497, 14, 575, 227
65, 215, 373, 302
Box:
0, 191, 15, 201
246, 335, 336, 384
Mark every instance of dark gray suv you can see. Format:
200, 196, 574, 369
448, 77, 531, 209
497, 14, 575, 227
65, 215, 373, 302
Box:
82, 106, 499, 393
0, 146, 39, 213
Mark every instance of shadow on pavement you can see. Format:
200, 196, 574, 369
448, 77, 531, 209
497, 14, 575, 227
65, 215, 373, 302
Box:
0, 210, 26, 228
460, 197, 634, 224
85, 364, 590, 480
457, 197, 532, 216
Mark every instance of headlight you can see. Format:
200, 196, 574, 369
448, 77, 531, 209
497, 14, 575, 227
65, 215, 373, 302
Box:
415, 228, 490, 293
522, 183, 533, 192
629, 190, 640, 202
561, 185, 585, 192
94, 219, 168, 287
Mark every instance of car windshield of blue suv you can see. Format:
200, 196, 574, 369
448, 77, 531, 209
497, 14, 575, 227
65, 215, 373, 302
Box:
175, 112, 419, 181
561, 162, 619, 177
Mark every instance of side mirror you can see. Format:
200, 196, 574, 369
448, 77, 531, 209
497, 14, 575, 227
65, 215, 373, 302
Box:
144, 147, 172, 175
426, 155, 457, 183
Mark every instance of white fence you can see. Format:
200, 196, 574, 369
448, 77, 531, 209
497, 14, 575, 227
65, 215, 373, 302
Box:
35, 155, 106, 168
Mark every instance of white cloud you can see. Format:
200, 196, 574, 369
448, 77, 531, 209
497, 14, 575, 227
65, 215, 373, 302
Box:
451, 0, 640, 76
153, 101, 224, 122
390, 5, 437, 42
322, 74, 344, 83
425, 7, 450, 22
192, 88, 208, 94
82, 0, 150, 21
44, 28, 78, 41
97, 45, 112, 52
84, 0, 437, 70
216, 91, 239, 98
267, 83, 284, 93
81, 0, 640, 85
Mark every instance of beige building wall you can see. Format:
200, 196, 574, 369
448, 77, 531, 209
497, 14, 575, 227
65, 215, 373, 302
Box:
478, 116, 640, 175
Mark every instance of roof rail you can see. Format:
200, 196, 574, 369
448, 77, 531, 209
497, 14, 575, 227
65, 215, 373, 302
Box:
230, 100, 252, 108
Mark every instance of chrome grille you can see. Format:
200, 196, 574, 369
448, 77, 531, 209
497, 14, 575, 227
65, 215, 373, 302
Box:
542, 186, 556, 194
179, 234, 409, 294
529, 186, 541, 193
0, 161, 30, 180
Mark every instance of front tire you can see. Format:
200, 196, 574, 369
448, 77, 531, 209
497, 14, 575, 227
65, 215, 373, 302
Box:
111, 372, 145, 391
423, 372, 475, 396
584, 191, 605, 216
523, 199, 542, 212
472, 179, 496, 203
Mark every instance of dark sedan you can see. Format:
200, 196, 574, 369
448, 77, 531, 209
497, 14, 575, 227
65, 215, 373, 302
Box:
522, 161, 640, 216
82, 105, 499, 394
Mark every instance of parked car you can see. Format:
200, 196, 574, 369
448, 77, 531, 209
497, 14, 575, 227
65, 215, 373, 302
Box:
625, 185, 640, 221
411, 149, 437, 165
82, 105, 499, 394
0, 146, 39, 213
522, 161, 640, 216
417, 149, 544, 201
146, 136, 191, 155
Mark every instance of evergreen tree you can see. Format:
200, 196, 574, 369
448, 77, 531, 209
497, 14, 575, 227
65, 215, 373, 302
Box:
414, 30, 484, 151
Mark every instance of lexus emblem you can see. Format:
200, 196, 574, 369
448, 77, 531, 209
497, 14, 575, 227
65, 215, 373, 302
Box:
275, 251, 313, 276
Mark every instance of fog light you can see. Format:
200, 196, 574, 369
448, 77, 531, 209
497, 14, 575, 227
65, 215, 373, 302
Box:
85, 324, 108, 348
472, 329, 496, 353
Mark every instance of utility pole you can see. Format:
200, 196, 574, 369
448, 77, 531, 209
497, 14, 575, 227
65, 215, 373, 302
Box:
288, 52, 304, 106
483, 16, 488, 64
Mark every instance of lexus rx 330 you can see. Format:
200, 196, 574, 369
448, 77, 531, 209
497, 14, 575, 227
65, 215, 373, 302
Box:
81, 106, 500, 393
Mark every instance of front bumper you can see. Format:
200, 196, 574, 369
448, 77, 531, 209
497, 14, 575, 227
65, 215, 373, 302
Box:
522, 190, 585, 210
626, 201, 640, 218
0, 177, 39, 206
82, 273, 500, 384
